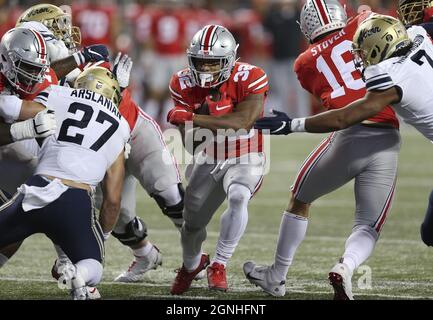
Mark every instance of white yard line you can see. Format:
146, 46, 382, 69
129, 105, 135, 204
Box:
0, 276, 430, 300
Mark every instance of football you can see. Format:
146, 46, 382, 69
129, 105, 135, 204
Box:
194, 88, 221, 115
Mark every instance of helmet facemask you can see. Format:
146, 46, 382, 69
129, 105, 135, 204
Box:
8, 52, 49, 94
398, 0, 433, 25
188, 52, 237, 88
45, 14, 81, 53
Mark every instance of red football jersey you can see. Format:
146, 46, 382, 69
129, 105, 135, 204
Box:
294, 12, 399, 128
169, 62, 269, 159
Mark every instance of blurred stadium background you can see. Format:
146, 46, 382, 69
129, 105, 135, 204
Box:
2, 0, 433, 300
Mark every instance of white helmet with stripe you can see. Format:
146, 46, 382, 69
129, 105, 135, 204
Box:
299, 0, 348, 43
0, 27, 49, 94
187, 24, 239, 88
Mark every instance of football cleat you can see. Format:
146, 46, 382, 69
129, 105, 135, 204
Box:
86, 286, 101, 300
328, 262, 354, 300
53, 259, 101, 299
171, 253, 210, 295
243, 261, 286, 297
114, 245, 163, 283
207, 262, 227, 291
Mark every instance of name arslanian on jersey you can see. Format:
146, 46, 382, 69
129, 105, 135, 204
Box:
71, 89, 122, 120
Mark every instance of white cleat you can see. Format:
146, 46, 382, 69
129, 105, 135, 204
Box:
328, 262, 354, 300
85, 286, 101, 300
114, 245, 163, 283
243, 261, 286, 297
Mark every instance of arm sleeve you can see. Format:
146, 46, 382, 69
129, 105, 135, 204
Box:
0, 95, 22, 124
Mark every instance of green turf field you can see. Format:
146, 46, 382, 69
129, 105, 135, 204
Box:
1, 128, 433, 300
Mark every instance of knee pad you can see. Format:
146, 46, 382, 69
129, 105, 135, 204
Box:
227, 184, 251, 205
112, 217, 147, 246
152, 183, 184, 220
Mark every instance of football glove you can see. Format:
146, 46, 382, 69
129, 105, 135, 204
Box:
10, 109, 57, 141
167, 107, 194, 125
73, 44, 109, 66
254, 109, 292, 135
113, 52, 133, 91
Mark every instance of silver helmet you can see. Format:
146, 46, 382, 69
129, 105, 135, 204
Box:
0, 28, 50, 94
187, 24, 239, 88
299, 0, 348, 43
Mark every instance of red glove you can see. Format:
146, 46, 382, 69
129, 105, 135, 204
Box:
205, 92, 234, 116
167, 107, 194, 125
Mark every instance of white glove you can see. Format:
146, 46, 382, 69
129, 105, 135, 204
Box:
10, 109, 57, 141
113, 52, 133, 90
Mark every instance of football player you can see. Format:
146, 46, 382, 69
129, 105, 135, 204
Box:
254, 13, 433, 298
244, 1, 401, 300
0, 25, 108, 284
14, 3, 185, 283
398, 0, 433, 247
0, 66, 130, 300
167, 24, 268, 294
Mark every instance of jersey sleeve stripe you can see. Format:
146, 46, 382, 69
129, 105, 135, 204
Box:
172, 96, 189, 107
366, 76, 393, 90
169, 85, 183, 99
248, 74, 267, 89
253, 81, 268, 91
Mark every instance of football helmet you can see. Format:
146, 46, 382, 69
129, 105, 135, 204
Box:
397, 0, 433, 25
16, 4, 81, 52
187, 24, 238, 88
299, 0, 348, 43
0, 28, 50, 94
74, 67, 122, 107
352, 15, 411, 68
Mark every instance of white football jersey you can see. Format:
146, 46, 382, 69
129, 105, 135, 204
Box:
364, 25, 433, 141
34, 85, 130, 186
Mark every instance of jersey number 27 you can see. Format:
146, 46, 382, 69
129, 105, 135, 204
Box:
58, 102, 119, 151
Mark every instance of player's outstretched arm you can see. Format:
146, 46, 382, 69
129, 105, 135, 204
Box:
302, 88, 400, 133
99, 151, 125, 235
52, 44, 110, 79
193, 93, 264, 132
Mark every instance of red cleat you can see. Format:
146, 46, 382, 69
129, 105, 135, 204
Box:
207, 262, 227, 291
171, 253, 210, 295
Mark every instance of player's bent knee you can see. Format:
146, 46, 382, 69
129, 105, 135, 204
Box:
420, 223, 433, 246
112, 217, 147, 246
76, 259, 103, 287
227, 184, 251, 207
152, 184, 184, 222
